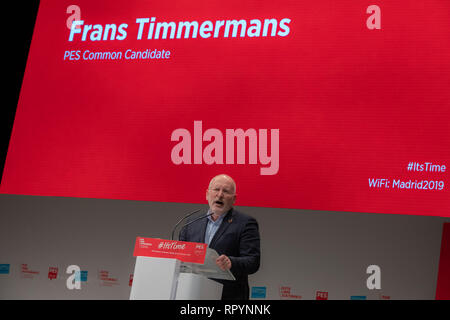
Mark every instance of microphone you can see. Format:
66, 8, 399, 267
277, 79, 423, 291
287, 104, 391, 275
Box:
171, 209, 201, 240
177, 212, 214, 240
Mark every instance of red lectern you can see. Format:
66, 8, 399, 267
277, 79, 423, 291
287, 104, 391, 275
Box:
129, 237, 235, 300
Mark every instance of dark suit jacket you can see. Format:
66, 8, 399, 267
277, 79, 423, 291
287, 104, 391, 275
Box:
179, 208, 260, 300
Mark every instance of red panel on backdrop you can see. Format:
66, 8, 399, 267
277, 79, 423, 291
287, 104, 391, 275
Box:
1, 0, 449, 217
436, 223, 450, 300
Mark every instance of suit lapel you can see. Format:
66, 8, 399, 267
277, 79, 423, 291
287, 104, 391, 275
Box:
198, 216, 208, 244
209, 209, 234, 248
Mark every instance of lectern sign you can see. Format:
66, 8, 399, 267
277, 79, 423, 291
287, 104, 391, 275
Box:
133, 237, 207, 264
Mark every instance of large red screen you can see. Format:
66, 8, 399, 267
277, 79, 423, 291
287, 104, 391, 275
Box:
2, 0, 449, 217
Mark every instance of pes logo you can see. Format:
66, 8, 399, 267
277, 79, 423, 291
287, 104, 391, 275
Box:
48, 267, 58, 280
194, 243, 206, 255
316, 291, 329, 300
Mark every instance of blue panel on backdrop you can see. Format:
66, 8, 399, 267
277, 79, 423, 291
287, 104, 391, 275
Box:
0, 264, 10, 274
251, 286, 267, 299
350, 296, 367, 300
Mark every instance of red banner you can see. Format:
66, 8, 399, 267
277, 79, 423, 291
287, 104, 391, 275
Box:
1, 0, 449, 217
133, 237, 207, 264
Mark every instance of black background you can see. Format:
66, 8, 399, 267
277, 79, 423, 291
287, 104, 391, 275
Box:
2, 1, 40, 184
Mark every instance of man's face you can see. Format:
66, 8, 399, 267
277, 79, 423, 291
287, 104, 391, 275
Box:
206, 176, 236, 216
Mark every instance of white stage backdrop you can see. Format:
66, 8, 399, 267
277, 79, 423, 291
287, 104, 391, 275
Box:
0, 194, 448, 300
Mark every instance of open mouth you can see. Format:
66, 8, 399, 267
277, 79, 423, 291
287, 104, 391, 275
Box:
214, 200, 224, 207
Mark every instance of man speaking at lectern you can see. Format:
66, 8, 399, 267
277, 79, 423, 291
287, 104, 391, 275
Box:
179, 174, 261, 300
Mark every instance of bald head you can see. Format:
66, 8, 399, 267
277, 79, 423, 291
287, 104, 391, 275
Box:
208, 174, 236, 194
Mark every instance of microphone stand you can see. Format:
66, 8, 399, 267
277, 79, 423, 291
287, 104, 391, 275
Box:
171, 209, 200, 240
177, 212, 214, 240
